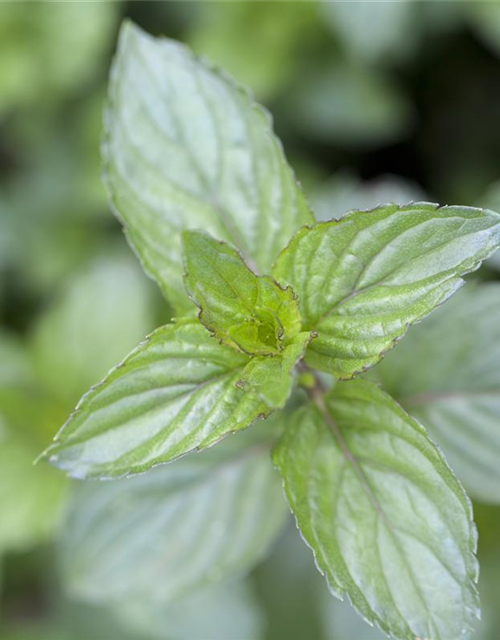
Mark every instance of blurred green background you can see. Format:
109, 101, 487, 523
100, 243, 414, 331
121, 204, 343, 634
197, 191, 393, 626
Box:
1, 2, 500, 639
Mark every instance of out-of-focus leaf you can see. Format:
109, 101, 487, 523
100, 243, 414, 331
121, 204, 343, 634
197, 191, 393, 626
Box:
0, 331, 31, 388
0, 333, 69, 553
0, 3, 117, 115
114, 580, 265, 640
369, 284, 500, 504
320, 593, 385, 640
0, 97, 115, 294
420, 0, 464, 36
473, 546, 500, 640
273, 379, 479, 640
311, 172, 425, 223
183, 231, 302, 356
188, 1, 317, 100
0, 430, 69, 554
60, 420, 287, 604
255, 523, 326, 640
31, 254, 156, 407
466, 1, 500, 59
0, 628, 71, 640
104, 21, 313, 312
43, 319, 275, 480
477, 179, 500, 270
273, 202, 500, 378
288, 64, 412, 148
321, 0, 418, 65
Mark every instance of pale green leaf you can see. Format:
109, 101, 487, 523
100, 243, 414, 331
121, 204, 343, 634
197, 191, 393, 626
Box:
311, 172, 425, 223
103, 21, 313, 313
477, 179, 500, 270
0, 3, 117, 114
321, 0, 417, 65
0, 430, 69, 554
273, 379, 479, 640
43, 319, 272, 479
61, 421, 287, 605
183, 230, 301, 355
273, 202, 500, 379
369, 284, 500, 504
0, 333, 69, 553
256, 523, 330, 640
188, 1, 316, 101
31, 255, 156, 406
288, 63, 412, 148
320, 592, 385, 640
114, 579, 265, 640
466, 1, 500, 59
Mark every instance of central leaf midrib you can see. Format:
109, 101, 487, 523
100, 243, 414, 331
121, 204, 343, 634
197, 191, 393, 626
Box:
124, 39, 257, 267
309, 387, 435, 625
308, 219, 498, 331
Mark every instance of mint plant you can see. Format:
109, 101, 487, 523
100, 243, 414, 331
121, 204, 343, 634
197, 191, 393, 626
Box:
41, 21, 500, 640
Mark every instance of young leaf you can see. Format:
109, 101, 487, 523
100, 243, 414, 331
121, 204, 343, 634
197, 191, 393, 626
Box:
273, 202, 500, 378
183, 230, 301, 355
60, 422, 288, 605
103, 21, 313, 313
238, 332, 312, 409
43, 319, 271, 479
273, 378, 479, 640
369, 283, 500, 504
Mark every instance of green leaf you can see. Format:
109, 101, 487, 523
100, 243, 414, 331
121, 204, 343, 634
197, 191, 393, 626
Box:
238, 332, 312, 410
273, 202, 500, 379
183, 230, 301, 356
0, 3, 117, 115
187, 2, 317, 102
43, 319, 274, 479
320, 592, 385, 640
60, 421, 287, 605
0, 332, 69, 554
273, 378, 479, 640
256, 523, 330, 640
311, 172, 425, 223
114, 579, 265, 640
466, 1, 500, 59
0, 430, 69, 554
321, 1, 417, 65
287, 63, 412, 149
477, 179, 500, 270
31, 255, 156, 407
103, 21, 313, 313
369, 283, 500, 504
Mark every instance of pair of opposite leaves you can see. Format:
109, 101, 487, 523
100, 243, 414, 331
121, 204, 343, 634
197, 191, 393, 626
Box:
42, 21, 500, 640
44, 200, 500, 479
